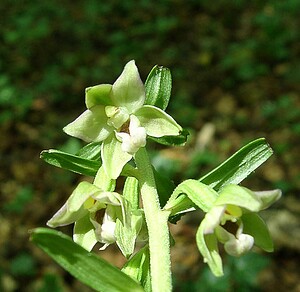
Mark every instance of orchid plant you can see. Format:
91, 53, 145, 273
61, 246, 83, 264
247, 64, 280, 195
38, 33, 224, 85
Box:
32, 60, 281, 292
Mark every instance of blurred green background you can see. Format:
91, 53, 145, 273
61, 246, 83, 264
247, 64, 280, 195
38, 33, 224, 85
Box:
1, 1, 299, 291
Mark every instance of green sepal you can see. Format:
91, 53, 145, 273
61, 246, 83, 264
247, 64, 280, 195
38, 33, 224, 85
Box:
145, 65, 172, 110
122, 245, 151, 292
196, 224, 223, 277
47, 181, 101, 228
215, 184, 262, 212
111, 60, 145, 113
85, 84, 113, 109
73, 214, 97, 252
63, 106, 112, 143
135, 105, 182, 137
40, 149, 101, 176
242, 213, 274, 252
149, 128, 189, 146
31, 228, 143, 292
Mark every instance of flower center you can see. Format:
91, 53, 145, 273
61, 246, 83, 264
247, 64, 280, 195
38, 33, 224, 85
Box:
119, 120, 130, 133
95, 208, 106, 225
222, 220, 239, 235
105, 106, 129, 129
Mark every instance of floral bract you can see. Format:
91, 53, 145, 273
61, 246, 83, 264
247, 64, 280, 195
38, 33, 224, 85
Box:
63, 60, 182, 179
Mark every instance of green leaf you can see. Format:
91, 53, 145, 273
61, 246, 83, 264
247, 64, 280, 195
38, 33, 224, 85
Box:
149, 128, 189, 146
85, 84, 113, 108
153, 167, 176, 208
199, 138, 273, 190
40, 149, 101, 176
76, 142, 101, 160
145, 65, 172, 110
31, 228, 143, 292
93, 166, 116, 191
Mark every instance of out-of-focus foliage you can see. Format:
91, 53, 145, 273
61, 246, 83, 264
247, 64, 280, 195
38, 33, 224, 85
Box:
1, 0, 299, 124
174, 253, 270, 292
1, 0, 299, 291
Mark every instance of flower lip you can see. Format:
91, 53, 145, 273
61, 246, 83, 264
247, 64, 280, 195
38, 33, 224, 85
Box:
116, 115, 147, 155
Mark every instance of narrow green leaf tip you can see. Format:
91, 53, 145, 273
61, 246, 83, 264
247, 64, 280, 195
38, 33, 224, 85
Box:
30, 228, 143, 292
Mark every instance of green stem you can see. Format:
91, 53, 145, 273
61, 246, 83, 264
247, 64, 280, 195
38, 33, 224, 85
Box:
135, 147, 172, 292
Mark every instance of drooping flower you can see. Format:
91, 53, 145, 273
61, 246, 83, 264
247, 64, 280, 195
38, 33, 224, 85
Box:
47, 179, 145, 256
47, 181, 125, 251
63, 60, 182, 179
196, 184, 281, 276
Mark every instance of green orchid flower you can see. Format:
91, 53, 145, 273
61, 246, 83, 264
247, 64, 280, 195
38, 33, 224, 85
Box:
196, 184, 281, 277
47, 180, 144, 255
63, 60, 182, 179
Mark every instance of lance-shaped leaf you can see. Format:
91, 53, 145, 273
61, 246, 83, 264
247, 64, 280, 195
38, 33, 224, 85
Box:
31, 228, 143, 292
115, 209, 144, 258
40, 149, 101, 177
76, 142, 101, 160
199, 138, 273, 190
145, 65, 172, 110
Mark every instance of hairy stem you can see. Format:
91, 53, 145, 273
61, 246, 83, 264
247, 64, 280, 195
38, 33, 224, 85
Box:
135, 147, 172, 292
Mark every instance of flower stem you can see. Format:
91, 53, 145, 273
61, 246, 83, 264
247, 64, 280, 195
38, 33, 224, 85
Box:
135, 147, 172, 292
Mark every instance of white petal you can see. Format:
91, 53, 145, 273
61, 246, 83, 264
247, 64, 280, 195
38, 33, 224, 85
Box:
203, 205, 226, 234
224, 233, 254, 257
254, 189, 282, 209
116, 116, 147, 155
